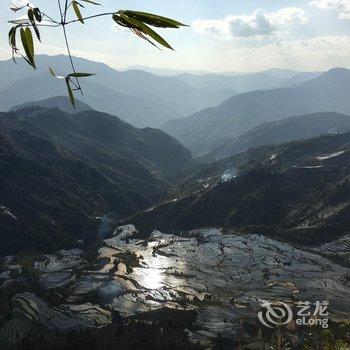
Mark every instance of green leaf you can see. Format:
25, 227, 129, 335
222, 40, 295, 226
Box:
25, 27, 35, 61
20, 27, 36, 68
9, 26, 18, 62
33, 24, 41, 42
65, 78, 75, 107
8, 27, 17, 48
113, 13, 173, 50
28, 8, 41, 41
49, 67, 56, 77
33, 8, 42, 22
27, 10, 41, 42
68, 72, 95, 78
72, 1, 84, 24
119, 10, 188, 28
49, 67, 65, 79
27, 8, 34, 22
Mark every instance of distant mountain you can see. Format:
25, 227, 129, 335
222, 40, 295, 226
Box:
172, 71, 286, 94
128, 132, 350, 246
300, 67, 350, 112
162, 68, 350, 155
169, 69, 322, 95
203, 112, 350, 162
0, 106, 194, 255
281, 71, 323, 87
11, 96, 92, 114
261, 68, 301, 79
0, 73, 178, 128
123, 65, 215, 76
0, 55, 232, 126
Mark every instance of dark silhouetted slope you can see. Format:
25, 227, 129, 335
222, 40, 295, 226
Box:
0, 107, 194, 255
128, 132, 350, 246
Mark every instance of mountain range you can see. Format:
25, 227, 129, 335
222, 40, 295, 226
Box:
162, 68, 350, 155
1, 55, 349, 254
0, 106, 194, 255
128, 132, 350, 246
0, 55, 233, 128
0, 55, 324, 130
171, 69, 318, 95
11, 96, 92, 114
203, 112, 350, 162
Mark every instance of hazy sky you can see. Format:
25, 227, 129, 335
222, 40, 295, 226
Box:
1, 0, 350, 72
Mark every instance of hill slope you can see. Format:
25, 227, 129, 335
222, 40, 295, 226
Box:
162, 68, 350, 155
128, 132, 350, 246
0, 74, 179, 128
11, 96, 92, 114
0, 107, 194, 255
204, 112, 350, 162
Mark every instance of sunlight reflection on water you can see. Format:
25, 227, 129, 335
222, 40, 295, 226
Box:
138, 267, 164, 290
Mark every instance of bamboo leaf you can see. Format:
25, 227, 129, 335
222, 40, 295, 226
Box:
25, 27, 35, 61
33, 25, 41, 42
27, 8, 41, 41
33, 8, 42, 22
49, 67, 65, 79
113, 13, 173, 50
27, 8, 34, 22
65, 78, 75, 107
72, 1, 84, 24
20, 27, 36, 68
119, 10, 188, 28
140, 23, 173, 50
130, 28, 160, 49
68, 72, 95, 78
9, 26, 18, 63
8, 27, 17, 48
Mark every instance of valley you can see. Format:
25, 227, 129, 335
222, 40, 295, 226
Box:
0, 55, 349, 349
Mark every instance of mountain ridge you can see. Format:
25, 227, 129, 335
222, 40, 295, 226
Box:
0, 106, 194, 255
11, 96, 92, 114
202, 112, 350, 162
162, 67, 350, 155
127, 132, 350, 246
0, 55, 233, 127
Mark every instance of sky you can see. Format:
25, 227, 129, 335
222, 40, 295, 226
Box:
1, 0, 350, 72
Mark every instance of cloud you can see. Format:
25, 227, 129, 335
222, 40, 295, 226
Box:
310, 0, 350, 19
223, 35, 350, 71
11, 0, 34, 8
192, 7, 308, 39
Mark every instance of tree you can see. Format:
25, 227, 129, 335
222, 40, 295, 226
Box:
8, 0, 187, 106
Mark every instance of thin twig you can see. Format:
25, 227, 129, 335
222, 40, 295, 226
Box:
41, 11, 60, 24
63, 0, 69, 23
57, 0, 64, 23
57, 0, 81, 92
65, 12, 115, 25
